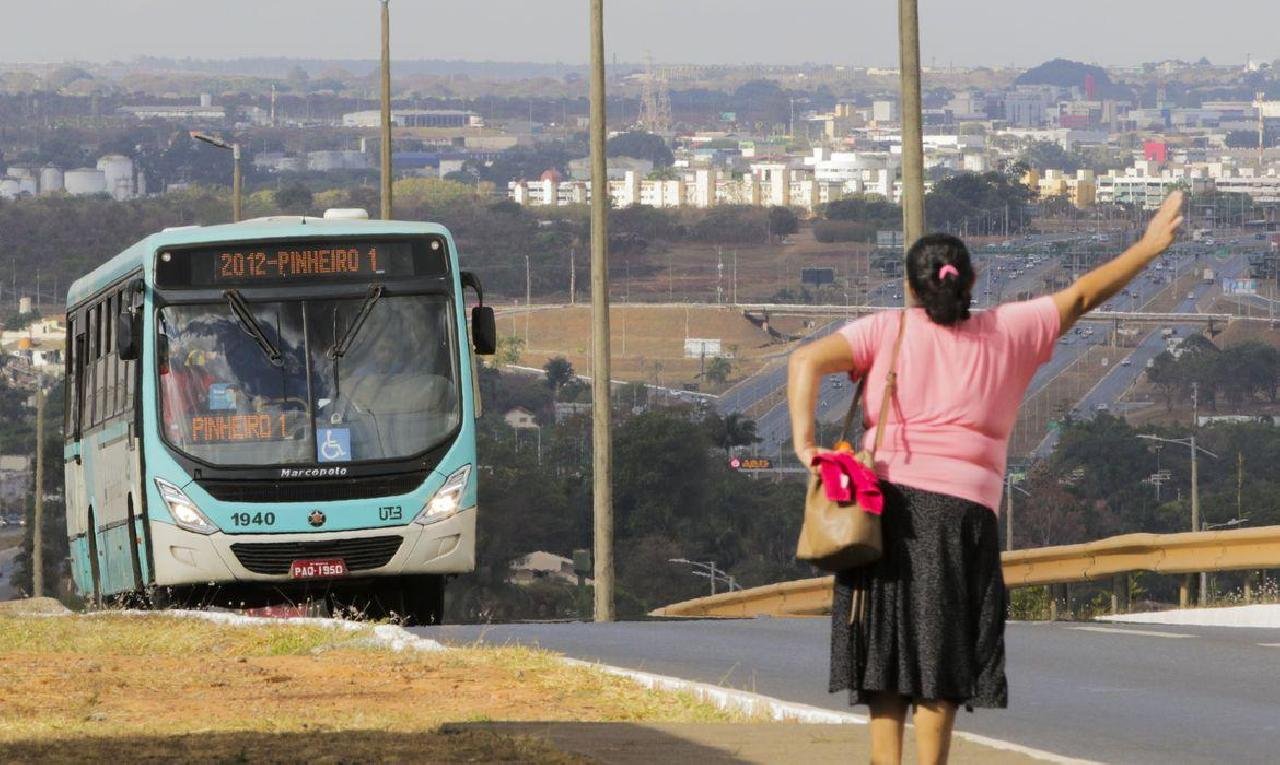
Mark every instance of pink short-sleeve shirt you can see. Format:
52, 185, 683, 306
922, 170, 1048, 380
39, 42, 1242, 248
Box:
837, 297, 1061, 512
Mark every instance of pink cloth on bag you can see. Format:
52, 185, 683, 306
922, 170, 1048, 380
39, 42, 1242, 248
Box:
811, 452, 884, 515
836, 297, 1061, 512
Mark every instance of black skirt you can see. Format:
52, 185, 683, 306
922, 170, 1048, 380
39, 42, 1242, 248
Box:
829, 482, 1008, 711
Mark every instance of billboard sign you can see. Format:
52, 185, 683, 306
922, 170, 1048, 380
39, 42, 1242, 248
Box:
1224, 278, 1258, 296
684, 338, 723, 358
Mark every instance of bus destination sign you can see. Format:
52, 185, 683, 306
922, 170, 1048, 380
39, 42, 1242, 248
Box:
157, 238, 446, 287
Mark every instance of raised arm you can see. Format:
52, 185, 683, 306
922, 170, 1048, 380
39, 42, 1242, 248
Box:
787, 332, 856, 469
1051, 190, 1184, 335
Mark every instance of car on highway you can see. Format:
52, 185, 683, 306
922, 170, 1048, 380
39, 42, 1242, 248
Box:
1121, 359, 1132, 366
1095, 403, 1109, 412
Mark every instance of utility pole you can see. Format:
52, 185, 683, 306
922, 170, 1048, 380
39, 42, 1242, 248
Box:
570, 248, 576, 305
1258, 90, 1266, 170
232, 143, 242, 223
898, 0, 925, 303
1191, 381, 1204, 605
1006, 472, 1014, 552
379, 0, 393, 220
524, 254, 531, 348
588, 0, 614, 622
32, 373, 44, 597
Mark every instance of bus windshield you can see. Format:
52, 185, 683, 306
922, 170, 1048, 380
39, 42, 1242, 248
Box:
156, 294, 459, 466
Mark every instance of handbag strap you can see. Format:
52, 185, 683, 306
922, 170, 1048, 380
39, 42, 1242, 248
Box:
836, 310, 908, 458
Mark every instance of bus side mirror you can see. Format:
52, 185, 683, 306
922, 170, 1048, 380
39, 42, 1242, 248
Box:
471, 306, 496, 356
117, 312, 139, 360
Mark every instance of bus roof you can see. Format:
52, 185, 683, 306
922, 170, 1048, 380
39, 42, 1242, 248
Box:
65, 216, 454, 308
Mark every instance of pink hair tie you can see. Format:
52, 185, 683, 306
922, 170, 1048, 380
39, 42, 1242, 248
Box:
938, 264, 960, 281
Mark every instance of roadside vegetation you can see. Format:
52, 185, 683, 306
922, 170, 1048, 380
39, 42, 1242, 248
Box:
0, 608, 744, 762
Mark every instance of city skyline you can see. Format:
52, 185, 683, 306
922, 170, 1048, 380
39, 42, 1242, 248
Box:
3, 0, 1278, 69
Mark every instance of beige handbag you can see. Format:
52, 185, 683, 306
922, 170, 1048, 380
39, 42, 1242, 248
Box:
796, 311, 907, 572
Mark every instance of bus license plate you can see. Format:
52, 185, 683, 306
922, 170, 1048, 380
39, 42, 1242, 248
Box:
289, 558, 347, 579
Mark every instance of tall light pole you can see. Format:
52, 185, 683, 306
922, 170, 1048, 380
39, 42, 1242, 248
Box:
379, 0, 393, 220
588, 0, 614, 622
898, 0, 925, 287
31, 372, 45, 597
190, 132, 241, 222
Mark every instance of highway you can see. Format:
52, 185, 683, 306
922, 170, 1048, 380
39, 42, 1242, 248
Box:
734, 233, 1135, 461
1030, 249, 1252, 459
417, 617, 1280, 764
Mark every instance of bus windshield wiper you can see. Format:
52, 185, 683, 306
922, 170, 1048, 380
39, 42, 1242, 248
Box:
327, 284, 384, 403
330, 284, 384, 360
224, 289, 283, 366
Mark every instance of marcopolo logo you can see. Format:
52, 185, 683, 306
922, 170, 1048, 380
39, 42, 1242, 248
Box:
279, 466, 349, 479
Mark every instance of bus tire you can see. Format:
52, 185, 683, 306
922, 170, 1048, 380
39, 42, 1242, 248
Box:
126, 497, 144, 595
401, 574, 445, 626
86, 510, 101, 608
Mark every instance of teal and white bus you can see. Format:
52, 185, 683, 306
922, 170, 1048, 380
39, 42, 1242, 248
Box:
63, 209, 495, 623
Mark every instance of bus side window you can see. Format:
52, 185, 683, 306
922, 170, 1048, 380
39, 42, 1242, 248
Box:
91, 303, 103, 427
117, 288, 131, 414
104, 295, 116, 419
64, 316, 77, 435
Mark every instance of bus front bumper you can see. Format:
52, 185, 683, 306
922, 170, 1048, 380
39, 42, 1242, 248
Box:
150, 507, 476, 587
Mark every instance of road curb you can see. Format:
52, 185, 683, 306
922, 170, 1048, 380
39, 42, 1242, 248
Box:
88, 608, 448, 652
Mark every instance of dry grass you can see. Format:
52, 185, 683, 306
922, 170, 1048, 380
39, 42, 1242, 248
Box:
0, 614, 744, 762
504, 304, 825, 388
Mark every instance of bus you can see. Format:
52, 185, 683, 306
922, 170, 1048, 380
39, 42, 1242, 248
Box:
63, 209, 495, 623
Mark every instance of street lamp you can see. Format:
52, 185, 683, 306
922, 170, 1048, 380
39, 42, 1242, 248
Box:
668, 558, 739, 596
1205, 518, 1250, 530
1139, 432, 1218, 605
190, 131, 241, 222
1004, 470, 1030, 552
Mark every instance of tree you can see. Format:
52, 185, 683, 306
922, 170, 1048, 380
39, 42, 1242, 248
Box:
1020, 141, 1080, 172
495, 336, 524, 367
273, 182, 313, 212
767, 206, 799, 240
704, 357, 732, 386
543, 357, 575, 396
606, 131, 674, 168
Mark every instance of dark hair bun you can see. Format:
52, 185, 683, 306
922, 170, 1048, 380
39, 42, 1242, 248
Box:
905, 233, 974, 326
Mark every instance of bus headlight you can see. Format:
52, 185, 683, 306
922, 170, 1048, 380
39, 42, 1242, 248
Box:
155, 478, 219, 535
414, 465, 471, 525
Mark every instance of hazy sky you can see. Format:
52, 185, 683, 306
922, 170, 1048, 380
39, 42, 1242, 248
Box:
5, 0, 1277, 68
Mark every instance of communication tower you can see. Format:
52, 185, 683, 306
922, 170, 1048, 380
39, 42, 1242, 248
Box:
639, 53, 672, 134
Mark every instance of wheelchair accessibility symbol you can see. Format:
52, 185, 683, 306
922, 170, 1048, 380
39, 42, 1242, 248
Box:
318, 428, 352, 463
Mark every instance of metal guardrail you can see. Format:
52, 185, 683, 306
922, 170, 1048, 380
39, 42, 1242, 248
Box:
650, 526, 1280, 618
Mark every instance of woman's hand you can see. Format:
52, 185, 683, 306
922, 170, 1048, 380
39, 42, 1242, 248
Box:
1138, 190, 1184, 255
796, 445, 833, 475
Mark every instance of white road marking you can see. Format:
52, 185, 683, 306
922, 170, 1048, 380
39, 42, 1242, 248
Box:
1067, 626, 1194, 639
1258, 643, 1280, 648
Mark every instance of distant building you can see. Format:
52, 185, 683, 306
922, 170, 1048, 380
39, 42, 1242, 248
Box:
508, 551, 583, 586
118, 105, 227, 122
342, 109, 482, 129
503, 407, 539, 430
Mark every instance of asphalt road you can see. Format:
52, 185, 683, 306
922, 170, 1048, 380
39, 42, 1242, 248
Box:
416, 618, 1280, 764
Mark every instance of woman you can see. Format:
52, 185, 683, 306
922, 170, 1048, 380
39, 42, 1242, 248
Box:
786, 191, 1183, 764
